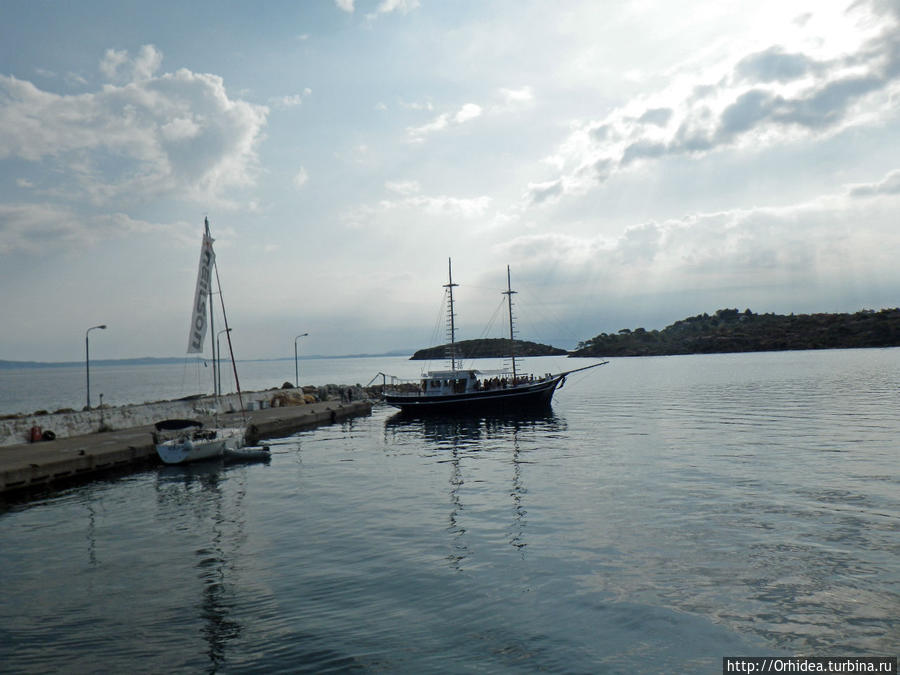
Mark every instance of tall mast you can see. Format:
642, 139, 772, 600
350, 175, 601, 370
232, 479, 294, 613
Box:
206, 218, 217, 398
207, 217, 245, 419
444, 257, 459, 371
502, 265, 518, 382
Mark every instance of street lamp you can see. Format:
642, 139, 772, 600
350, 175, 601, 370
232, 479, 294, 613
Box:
85, 324, 107, 410
217, 328, 232, 395
294, 333, 309, 388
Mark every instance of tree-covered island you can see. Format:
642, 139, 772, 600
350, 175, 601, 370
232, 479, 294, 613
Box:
411, 338, 568, 360
571, 308, 900, 357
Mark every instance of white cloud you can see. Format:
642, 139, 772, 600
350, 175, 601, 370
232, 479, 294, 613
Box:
345, 190, 492, 230
100, 45, 163, 83
407, 102, 483, 142
0, 46, 268, 207
380, 194, 491, 218
505, 168, 900, 300
270, 88, 312, 108
498, 86, 534, 108
366, 0, 420, 20
454, 103, 482, 124
334, 0, 354, 13
385, 179, 420, 195
293, 166, 309, 188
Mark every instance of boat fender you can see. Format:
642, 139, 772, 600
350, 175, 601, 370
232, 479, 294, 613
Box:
558, 376, 566, 390
41, 430, 56, 441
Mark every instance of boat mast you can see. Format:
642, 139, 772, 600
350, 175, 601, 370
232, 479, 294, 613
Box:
207, 219, 217, 398
502, 265, 518, 382
444, 257, 459, 371
208, 217, 245, 419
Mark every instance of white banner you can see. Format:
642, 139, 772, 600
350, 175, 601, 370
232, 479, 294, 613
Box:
186, 231, 216, 354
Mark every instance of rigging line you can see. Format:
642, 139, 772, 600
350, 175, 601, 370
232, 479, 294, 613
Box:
478, 297, 507, 340
212, 255, 244, 419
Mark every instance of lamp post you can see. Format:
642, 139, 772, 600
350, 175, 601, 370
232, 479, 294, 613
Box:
85, 324, 107, 410
217, 328, 232, 395
294, 333, 308, 388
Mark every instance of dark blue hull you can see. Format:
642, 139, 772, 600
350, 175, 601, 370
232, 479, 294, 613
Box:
384, 374, 564, 412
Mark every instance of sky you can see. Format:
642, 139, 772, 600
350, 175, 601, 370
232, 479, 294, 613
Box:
1, 0, 899, 361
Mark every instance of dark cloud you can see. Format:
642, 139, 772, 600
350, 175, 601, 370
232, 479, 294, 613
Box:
590, 124, 609, 141
621, 140, 667, 165
735, 46, 818, 83
527, 179, 563, 205
716, 89, 776, 140
773, 75, 883, 128
637, 107, 673, 126
850, 169, 900, 196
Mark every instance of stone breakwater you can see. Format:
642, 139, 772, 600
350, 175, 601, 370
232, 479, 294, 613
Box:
1, 384, 382, 447
0, 398, 374, 495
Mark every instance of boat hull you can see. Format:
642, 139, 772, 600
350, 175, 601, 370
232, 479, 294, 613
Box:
385, 374, 564, 412
155, 427, 244, 465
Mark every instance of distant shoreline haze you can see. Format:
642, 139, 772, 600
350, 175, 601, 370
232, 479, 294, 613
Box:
0, 351, 415, 369
4, 308, 900, 367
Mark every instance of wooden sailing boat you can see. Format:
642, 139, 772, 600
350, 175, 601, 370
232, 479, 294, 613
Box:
384, 259, 606, 412
155, 218, 246, 464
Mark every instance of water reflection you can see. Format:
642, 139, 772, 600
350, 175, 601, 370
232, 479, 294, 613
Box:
154, 462, 249, 673
509, 430, 526, 556
383, 408, 565, 444
384, 409, 564, 568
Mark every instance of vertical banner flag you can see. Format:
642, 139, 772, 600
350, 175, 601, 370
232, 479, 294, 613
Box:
187, 230, 216, 353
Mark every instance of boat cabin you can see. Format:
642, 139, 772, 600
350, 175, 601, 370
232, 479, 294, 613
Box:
420, 370, 480, 395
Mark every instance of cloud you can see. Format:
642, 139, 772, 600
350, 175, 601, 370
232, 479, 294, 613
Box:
293, 166, 309, 188
407, 102, 483, 142
0, 45, 268, 207
637, 107, 673, 126
381, 194, 491, 218
366, 0, 420, 20
455, 103, 482, 123
270, 88, 312, 108
385, 179, 420, 195
735, 46, 818, 83
498, 86, 534, 108
849, 168, 900, 196
345, 190, 492, 229
100, 45, 163, 83
334, 0, 354, 12
526, 179, 564, 205
527, 1, 900, 206
508, 168, 900, 300
0, 203, 181, 255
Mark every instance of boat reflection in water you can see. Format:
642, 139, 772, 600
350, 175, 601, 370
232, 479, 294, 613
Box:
385, 408, 566, 567
154, 462, 250, 672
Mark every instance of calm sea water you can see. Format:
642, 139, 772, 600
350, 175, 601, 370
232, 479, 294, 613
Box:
1, 350, 898, 673
0, 355, 430, 416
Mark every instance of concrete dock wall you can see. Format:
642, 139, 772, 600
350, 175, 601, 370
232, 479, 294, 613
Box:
0, 398, 373, 495
0, 385, 373, 447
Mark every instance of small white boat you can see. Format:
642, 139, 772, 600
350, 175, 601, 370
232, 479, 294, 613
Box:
154, 419, 245, 465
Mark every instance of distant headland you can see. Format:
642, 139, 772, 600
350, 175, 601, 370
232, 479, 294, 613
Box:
571, 308, 900, 357
410, 338, 567, 360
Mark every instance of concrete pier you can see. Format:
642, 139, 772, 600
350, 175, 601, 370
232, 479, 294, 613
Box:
0, 399, 372, 495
